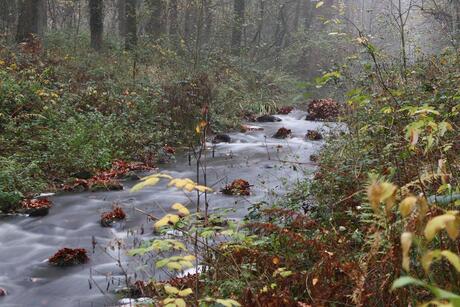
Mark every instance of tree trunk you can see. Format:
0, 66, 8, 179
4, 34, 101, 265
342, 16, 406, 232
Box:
125, 0, 137, 50
0, 0, 17, 38
89, 0, 103, 50
231, 0, 245, 55
202, 0, 212, 46
145, 0, 165, 39
303, 0, 313, 30
16, 0, 43, 42
168, 0, 178, 47
184, 1, 194, 46
117, 0, 126, 37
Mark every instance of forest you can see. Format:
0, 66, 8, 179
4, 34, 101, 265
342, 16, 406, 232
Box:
1, 0, 460, 306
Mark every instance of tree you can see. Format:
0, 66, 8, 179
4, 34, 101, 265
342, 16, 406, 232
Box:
117, 0, 126, 37
125, 0, 137, 50
169, 0, 179, 47
231, 0, 245, 55
89, 0, 103, 50
16, 0, 46, 42
145, 0, 165, 39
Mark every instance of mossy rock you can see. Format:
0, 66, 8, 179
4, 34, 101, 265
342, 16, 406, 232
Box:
0, 191, 23, 213
90, 182, 123, 192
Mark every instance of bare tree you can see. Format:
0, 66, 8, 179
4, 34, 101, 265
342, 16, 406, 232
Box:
89, 0, 103, 50
125, 0, 137, 50
16, 0, 46, 42
231, 0, 245, 55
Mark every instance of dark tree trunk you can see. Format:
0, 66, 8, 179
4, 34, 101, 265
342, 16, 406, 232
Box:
89, 0, 103, 50
303, 0, 313, 30
145, 0, 165, 39
16, 0, 44, 42
231, 0, 245, 55
117, 0, 126, 37
184, 1, 194, 46
0, 0, 17, 38
125, 0, 137, 50
168, 0, 178, 47
203, 0, 212, 46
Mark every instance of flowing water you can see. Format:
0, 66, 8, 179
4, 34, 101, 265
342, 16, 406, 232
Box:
0, 110, 335, 307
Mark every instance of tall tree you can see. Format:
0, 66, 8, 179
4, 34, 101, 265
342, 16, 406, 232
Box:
89, 0, 103, 50
125, 0, 137, 50
145, 0, 165, 39
0, 0, 17, 38
16, 0, 46, 42
169, 0, 178, 47
117, 0, 126, 37
231, 0, 245, 55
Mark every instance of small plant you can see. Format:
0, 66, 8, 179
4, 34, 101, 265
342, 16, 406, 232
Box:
273, 128, 292, 139
100, 206, 126, 227
49, 248, 89, 266
222, 179, 251, 196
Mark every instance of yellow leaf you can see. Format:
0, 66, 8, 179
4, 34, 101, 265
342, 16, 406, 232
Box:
164, 285, 179, 295
166, 262, 183, 270
141, 173, 173, 181
131, 177, 160, 192
409, 127, 419, 146
183, 255, 196, 262
446, 217, 460, 240
184, 183, 195, 192
424, 213, 457, 241
422, 250, 460, 273
216, 299, 241, 307
316, 1, 324, 8
172, 203, 190, 216
367, 180, 397, 214
174, 298, 186, 307
154, 214, 180, 229
399, 196, 417, 218
195, 185, 213, 193
178, 288, 193, 297
401, 232, 413, 272
195, 120, 207, 134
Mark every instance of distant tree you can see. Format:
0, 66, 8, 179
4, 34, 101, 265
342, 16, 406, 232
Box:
89, 0, 103, 50
145, 0, 165, 39
169, 0, 179, 47
231, 0, 245, 55
0, 0, 17, 38
16, 0, 46, 42
125, 0, 137, 50
117, 0, 126, 37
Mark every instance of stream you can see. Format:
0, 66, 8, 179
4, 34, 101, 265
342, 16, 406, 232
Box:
0, 110, 334, 307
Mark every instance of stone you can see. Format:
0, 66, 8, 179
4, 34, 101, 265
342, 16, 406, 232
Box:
273, 127, 292, 139
256, 115, 282, 122
306, 130, 323, 141
212, 134, 231, 143
305, 98, 340, 121
49, 248, 89, 266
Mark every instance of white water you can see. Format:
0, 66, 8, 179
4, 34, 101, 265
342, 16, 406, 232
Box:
0, 110, 336, 307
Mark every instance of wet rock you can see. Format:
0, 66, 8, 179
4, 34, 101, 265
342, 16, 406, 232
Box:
100, 206, 127, 227
306, 130, 323, 141
49, 248, 89, 266
89, 180, 123, 192
19, 198, 52, 217
117, 170, 140, 181
222, 179, 251, 196
71, 171, 93, 180
212, 134, 231, 143
0, 191, 23, 213
0, 288, 6, 296
256, 115, 282, 122
305, 98, 340, 121
240, 124, 264, 132
273, 127, 292, 139
277, 106, 294, 114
